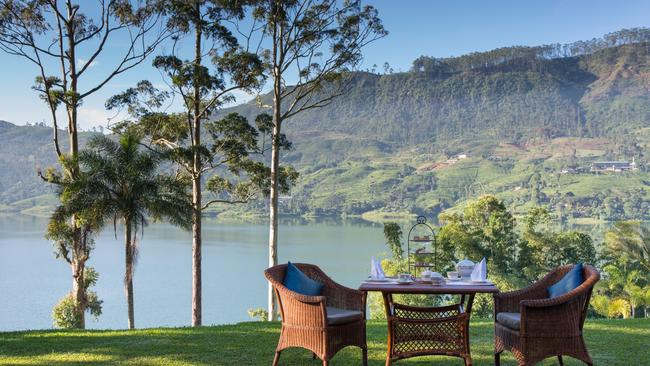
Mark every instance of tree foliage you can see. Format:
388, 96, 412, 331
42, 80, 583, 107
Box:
605, 221, 650, 272
371, 196, 603, 318
593, 221, 650, 318
383, 222, 403, 260
411, 28, 650, 75
438, 196, 518, 279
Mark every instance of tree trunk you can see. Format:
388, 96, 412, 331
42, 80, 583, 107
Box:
191, 9, 203, 327
66, 2, 79, 159
267, 55, 282, 321
66, 1, 85, 328
71, 259, 86, 329
125, 219, 135, 329
192, 178, 202, 327
267, 123, 280, 321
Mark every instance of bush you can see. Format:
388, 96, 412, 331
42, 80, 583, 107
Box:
52, 294, 81, 329
247, 308, 269, 321
52, 267, 103, 329
52, 291, 102, 329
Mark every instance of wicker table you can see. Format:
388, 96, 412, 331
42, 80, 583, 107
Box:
359, 280, 499, 366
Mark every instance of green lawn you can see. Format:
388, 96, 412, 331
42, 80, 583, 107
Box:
0, 319, 648, 365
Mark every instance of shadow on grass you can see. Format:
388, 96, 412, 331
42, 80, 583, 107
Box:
0, 319, 647, 365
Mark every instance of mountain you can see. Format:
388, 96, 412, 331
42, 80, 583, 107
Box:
226, 41, 650, 167
221, 38, 650, 220
0, 123, 98, 214
0, 122, 59, 205
2, 30, 650, 221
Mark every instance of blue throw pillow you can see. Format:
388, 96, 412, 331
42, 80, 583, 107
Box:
283, 262, 323, 296
547, 263, 584, 298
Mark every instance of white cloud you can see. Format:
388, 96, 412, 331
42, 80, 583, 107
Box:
222, 89, 257, 107
77, 107, 118, 130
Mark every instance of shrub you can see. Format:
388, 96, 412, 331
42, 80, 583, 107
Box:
52, 294, 81, 329
248, 308, 269, 321
52, 267, 103, 329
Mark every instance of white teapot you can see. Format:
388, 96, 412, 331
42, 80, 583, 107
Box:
456, 259, 475, 279
420, 269, 432, 280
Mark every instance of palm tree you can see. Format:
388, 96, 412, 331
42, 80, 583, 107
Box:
605, 221, 650, 271
76, 132, 191, 329
602, 259, 645, 318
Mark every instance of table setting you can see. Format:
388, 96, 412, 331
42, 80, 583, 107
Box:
364, 256, 493, 286
359, 255, 499, 366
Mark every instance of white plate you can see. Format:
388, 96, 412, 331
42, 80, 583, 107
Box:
365, 278, 391, 283
452, 280, 494, 286
396, 280, 414, 285
446, 277, 462, 281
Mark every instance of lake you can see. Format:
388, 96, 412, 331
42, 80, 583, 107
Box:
0, 214, 386, 331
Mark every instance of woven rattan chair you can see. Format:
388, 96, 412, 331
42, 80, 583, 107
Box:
493, 264, 600, 366
264, 263, 368, 366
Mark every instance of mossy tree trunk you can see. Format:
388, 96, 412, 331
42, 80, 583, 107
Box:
125, 218, 135, 329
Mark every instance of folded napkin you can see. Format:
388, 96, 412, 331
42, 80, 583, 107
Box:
470, 257, 487, 281
370, 256, 385, 280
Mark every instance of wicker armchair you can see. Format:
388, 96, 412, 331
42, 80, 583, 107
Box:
264, 263, 368, 366
493, 264, 600, 366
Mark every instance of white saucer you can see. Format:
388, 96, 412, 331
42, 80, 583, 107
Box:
366, 278, 391, 283
396, 280, 414, 285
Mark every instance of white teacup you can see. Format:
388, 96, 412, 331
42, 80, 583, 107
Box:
447, 271, 459, 279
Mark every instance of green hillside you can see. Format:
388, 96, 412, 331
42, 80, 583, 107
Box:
223, 36, 650, 221
2, 30, 650, 221
0, 121, 97, 211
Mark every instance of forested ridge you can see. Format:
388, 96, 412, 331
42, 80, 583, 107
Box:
3, 29, 650, 220
277, 35, 650, 146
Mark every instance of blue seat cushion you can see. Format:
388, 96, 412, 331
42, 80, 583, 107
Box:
547, 263, 584, 298
283, 262, 323, 296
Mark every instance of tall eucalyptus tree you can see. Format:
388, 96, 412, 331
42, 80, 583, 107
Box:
107, 0, 294, 326
252, 0, 386, 320
0, 0, 168, 328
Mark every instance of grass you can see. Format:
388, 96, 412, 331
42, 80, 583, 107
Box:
0, 193, 57, 217
0, 319, 648, 365
360, 209, 415, 223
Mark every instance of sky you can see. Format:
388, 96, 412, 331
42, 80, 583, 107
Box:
2, 0, 650, 129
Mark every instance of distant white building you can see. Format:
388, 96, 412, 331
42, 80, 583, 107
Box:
590, 159, 638, 173
457, 154, 468, 159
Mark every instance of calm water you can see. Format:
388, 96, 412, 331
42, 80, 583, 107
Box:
0, 214, 385, 331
